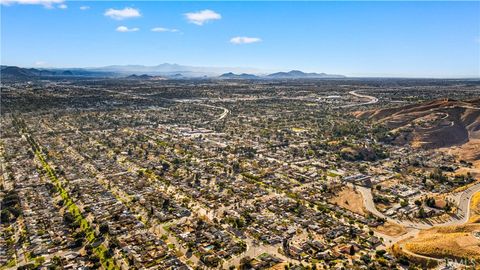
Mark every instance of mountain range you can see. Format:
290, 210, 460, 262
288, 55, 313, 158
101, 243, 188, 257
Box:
266, 70, 345, 79
218, 72, 260, 79
0, 65, 116, 78
1, 64, 345, 80
88, 63, 265, 77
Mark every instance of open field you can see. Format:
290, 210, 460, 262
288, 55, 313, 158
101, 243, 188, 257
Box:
329, 186, 367, 216
374, 221, 408, 237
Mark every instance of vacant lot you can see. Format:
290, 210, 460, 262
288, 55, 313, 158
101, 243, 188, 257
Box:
330, 186, 366, 216
374, 221, 408, 237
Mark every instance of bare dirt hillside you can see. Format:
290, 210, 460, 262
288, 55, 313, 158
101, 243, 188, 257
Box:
398, 224, 480, 262
355, 98, 480, 149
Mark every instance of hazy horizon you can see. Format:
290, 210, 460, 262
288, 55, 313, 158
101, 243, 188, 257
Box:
1, 1, 479, 78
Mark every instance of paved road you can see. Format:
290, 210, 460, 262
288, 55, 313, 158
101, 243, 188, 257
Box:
339, 90, 379, 108
447, 181, 480, 225
355, 181, 480, 230
100, 88, 230, 122
198, 103, 230, 123
354, 185, 431, 230
354, 181, 480, 268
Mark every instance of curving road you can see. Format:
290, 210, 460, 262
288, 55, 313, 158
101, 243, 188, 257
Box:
355, 181, 480, 230
354, 185, 431, 230
447, 181, 480, 225
99, 88, 230, 122
198, 103, 230, 122
339, 90, 379, 108
354, 181, 480, 268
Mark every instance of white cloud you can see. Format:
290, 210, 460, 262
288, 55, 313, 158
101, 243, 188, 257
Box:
79, 5, 90, 10
116, 26, 139, 32
184, 9, 221, 26
105, 7, 141, 20
230, 36, 262, 44
34, 61, 47, 66
57, 3, 66, 9
151, 27, 179, 33
0, 0, 63, 8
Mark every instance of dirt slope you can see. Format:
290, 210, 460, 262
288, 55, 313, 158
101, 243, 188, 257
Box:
355, 98, 480, 149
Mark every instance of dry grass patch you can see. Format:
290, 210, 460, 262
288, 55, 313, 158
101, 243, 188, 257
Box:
374, 221, 408, 237
268, 262, 288, 270
403, 224, 480, 261
443, 139, 480, 163
329, 186, 366, 216
469, 192, 480, 223
389, 241, 439, 269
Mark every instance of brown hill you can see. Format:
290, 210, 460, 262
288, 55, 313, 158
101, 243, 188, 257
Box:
354, 98, 480, 149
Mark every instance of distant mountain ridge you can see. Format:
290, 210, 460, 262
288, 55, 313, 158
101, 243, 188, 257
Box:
0, 65, 115, 78
267, 70, 345, 79
218, 72, 260, 79
1, 65, 346, 80
126, 74, 153, 79
89, 63, 265, 77
218, 70, 346, 80
1, 66, 55, 77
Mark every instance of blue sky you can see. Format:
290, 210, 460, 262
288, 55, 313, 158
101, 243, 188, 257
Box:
1, 1, 479, 77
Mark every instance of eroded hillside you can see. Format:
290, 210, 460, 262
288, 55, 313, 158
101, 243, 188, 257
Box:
355, 98, 480, 150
